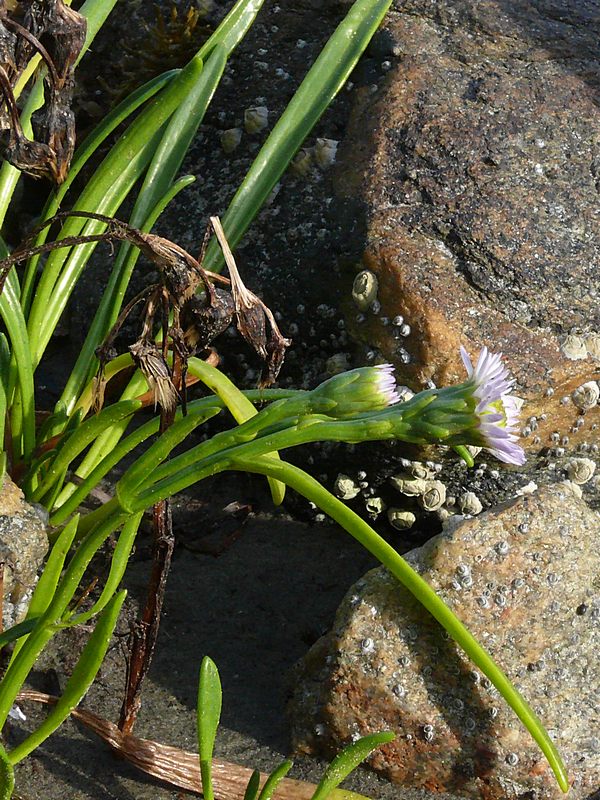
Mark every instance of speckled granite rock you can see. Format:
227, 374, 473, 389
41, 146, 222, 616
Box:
289, 484, 600, 799
0, 475, 48, 627
335, 0, 600, 451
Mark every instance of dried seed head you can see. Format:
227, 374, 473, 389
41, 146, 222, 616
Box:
259, 323, 291, 388
181, 288, 235, 351
137, 232, 205, 300
129, 340, 178, 412
572, 381, 599, 411
210, 216, 290, 386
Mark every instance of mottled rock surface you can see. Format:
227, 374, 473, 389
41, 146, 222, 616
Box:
0, 475, 48, 627
335, 0, 600, 450
289, 484, 600, 799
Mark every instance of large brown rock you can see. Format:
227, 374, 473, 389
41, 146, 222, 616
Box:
289, 484, 600, 799
335, 0, 600, 451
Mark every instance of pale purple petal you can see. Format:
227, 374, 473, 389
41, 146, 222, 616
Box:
460, 345, 474, 376
461, 346, 526, 466
374, 363, 401, 405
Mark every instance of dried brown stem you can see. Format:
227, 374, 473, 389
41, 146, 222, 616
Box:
119, 327, 184, 733
17, 690, 331, 800
118, 491, 174, 735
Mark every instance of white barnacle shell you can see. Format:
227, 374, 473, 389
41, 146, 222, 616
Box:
561, 334, 587, 361
387, 508, 416, 530
418, 480, 447, 511
314, 137, 338, 169
365, 496, 386, 517
436, 507, 452, 522
220, 127, 242, 153
566, 457, 596, 485
352, 270, 378, 311
290, 148, 313, 177
465, 445, 482, 459
585, 332, 600, 361
459, 491, 483, 516
396, 386, 415, 402
325, 352, 350, 375
516, 481, 538, 495
572, 381, 599, 411
333, 473, 361, 500
561, 479, 583, 499
390, 474, 428, 496
410, 462, 435, 480
244, 106, 269, 134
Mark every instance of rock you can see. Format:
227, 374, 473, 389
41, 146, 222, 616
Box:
334, 0, 600, 452
0, 475, 48, 628
289, 485, 600, 799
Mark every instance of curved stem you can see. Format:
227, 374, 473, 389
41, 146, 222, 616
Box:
233, 455, 569, 794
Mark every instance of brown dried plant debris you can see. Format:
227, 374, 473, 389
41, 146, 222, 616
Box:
0, 211, 291, 411
0, 0, 86, 183
17, 690, 324, 800
97, 3, 212, 107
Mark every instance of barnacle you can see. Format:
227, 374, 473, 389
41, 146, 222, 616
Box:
244, 106, 268, 134
352, 269, 378, 311
220, 127, 242, 154
387, 508, 416, 530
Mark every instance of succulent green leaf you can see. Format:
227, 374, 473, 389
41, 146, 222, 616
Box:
310, 732, 395, 800
8, 590, 127, 764
197, 656, 222, 800
257, 760, 293, 800
243, 770, 261, 800
0, 742, 14, 800
203, 0, 393, 271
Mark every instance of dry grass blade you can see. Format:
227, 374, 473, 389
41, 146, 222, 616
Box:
17, 690, 325, 800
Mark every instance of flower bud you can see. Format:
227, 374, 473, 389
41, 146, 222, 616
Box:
307, 364, 400, 418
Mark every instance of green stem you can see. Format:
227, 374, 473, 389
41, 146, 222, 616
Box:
0, 511, 126, 730
234, 455, 569, 794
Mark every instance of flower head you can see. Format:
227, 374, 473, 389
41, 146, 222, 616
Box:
309, 364, 401, 418
460, 346, 525, 465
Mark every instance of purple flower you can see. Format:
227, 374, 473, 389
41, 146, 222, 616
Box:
460, 346, 526, 465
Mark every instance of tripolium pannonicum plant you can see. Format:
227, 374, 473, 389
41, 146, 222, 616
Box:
0, 0, 569, 796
